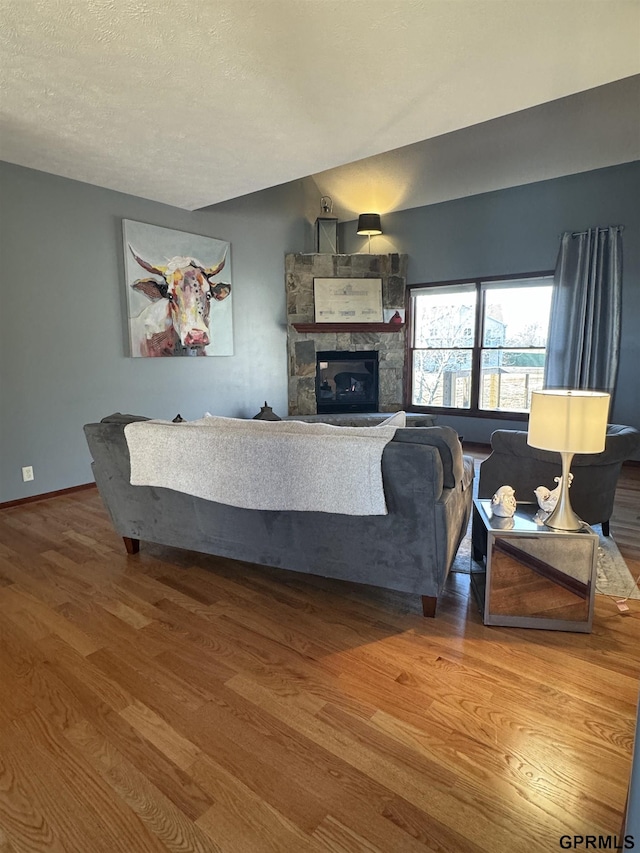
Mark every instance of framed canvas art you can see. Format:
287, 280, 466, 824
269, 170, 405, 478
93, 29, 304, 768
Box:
123, 220, 233, 357
313, 278, 383, 323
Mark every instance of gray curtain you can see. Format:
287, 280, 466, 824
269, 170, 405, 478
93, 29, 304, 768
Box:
544, 225, 622, 396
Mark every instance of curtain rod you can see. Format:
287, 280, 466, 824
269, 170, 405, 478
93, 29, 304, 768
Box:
568, 225, 624, 238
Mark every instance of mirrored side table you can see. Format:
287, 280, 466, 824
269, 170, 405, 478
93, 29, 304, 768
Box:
470, 499, 598, 632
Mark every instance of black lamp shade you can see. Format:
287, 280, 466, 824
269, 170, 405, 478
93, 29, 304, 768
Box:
356, 213, 382, 235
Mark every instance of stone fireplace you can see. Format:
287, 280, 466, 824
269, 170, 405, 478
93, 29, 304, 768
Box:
286, 253, 408, 416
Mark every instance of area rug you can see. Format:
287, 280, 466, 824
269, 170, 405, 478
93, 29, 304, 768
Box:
452, 526, 640, 600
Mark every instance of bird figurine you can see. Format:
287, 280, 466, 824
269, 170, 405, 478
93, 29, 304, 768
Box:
534, 473, 573, 513
490, 485, 517, 517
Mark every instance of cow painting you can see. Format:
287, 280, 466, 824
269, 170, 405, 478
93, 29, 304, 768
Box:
123, 221, 233, 358
129, 248, 231, 357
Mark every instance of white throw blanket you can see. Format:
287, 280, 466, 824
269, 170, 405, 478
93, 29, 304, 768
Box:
124, 416, 398, 515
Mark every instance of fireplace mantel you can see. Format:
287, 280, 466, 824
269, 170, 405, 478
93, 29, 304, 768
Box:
292, 322, 404, 333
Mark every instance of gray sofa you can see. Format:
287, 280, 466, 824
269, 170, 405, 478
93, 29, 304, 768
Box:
84, 414, 474, 616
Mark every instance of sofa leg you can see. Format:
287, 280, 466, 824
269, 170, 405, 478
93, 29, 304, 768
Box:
602, 520, 610, 537
123, 536, 140, 555
421, 595, 437, 618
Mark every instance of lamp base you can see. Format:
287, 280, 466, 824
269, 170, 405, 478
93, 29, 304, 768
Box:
544, 503, 584, 532
543, 451, 584, 531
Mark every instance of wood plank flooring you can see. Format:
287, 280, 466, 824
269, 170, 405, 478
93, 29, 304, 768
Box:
0, 457, 639, 852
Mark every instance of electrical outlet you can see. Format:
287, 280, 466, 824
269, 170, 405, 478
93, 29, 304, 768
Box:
22, 466, 34, 482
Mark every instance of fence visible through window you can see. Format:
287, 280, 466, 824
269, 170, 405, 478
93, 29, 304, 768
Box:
409, 275, 553, 415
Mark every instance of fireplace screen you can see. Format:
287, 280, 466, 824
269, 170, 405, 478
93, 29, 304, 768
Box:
316, 350, 379, 414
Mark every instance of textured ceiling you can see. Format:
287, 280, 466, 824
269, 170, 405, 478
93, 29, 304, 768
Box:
1, 0, 639, 212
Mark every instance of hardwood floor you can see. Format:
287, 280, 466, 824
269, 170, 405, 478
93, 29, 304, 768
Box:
0, 460, 639, 852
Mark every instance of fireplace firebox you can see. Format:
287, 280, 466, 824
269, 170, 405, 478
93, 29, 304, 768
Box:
316, 351, 379, 414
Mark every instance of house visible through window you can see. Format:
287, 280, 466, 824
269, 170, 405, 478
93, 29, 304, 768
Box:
408, 274, 553, 416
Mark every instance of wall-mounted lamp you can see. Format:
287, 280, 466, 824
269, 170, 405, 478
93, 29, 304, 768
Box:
315, 196, 338, 254
356, 213, 383, 253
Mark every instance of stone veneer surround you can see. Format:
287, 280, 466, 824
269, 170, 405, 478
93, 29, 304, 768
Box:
286, 253, 408, 415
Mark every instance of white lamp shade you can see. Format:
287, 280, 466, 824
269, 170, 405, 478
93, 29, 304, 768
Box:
527, 390, 610, 454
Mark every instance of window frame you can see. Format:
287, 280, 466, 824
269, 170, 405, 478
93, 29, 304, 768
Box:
405, 270, 554, 420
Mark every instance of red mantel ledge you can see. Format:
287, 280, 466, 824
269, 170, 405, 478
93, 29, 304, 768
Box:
292, 322, 405, 333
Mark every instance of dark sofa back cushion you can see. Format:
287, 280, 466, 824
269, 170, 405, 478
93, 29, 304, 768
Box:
94, 415, 464, 491
392, 426, 463, 488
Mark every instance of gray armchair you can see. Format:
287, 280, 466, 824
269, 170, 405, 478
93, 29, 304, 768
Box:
475, 424, 640, 536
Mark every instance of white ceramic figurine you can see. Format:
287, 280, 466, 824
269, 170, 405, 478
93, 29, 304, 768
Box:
534, 473, 574, 513
490, 485, 517, 517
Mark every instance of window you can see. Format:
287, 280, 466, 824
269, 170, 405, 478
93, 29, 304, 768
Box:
408, 273, 553, 416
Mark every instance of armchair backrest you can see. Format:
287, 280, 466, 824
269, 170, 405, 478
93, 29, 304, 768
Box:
478, 425, 639, 526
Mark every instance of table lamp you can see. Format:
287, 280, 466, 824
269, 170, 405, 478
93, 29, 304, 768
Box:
527, 389, 610, 530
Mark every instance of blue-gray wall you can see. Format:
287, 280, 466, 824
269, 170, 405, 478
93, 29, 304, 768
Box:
340, 162, 640, 446
0, 162, 305, 503
2, 160, 639, 503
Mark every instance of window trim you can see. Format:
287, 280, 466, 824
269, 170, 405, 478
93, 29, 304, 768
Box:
405, 270, 554, 420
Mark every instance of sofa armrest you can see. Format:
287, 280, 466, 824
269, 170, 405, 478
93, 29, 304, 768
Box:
392, 425, 463, 489
100, 412, 151, 424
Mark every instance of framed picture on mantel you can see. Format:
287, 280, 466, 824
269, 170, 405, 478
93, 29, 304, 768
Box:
313, 278, 383, 323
